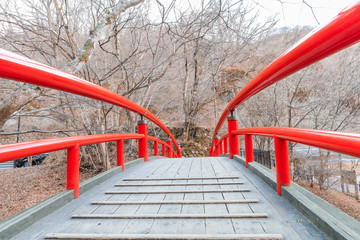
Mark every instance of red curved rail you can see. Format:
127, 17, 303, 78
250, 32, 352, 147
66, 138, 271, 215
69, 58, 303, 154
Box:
212, 2, 360, 146
148, 136, 177, 157
232, 127, 360, 159
0, 133, 143, 163
219, 134, 228, 143
0, 133, 175, 197
0, 49, 180, 155
226, 127, 360, 194
148, 136, 168, 147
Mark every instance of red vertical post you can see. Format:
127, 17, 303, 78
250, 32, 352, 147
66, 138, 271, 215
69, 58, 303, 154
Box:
227, 111, 239, 159
138, 116, 148, 162
166, 138, 172, 158
177, 144, 182, 158
214, 136, 220, 156
224, 137, 228, 154
162, 144, 166, 156
274, 137, 291, 195
117, 139, 125, 171
245, 134, 253, 168
67, 144, 80, 198
209, 146, 213, 157
219, 140, 223, 155
154, 141, 159, 157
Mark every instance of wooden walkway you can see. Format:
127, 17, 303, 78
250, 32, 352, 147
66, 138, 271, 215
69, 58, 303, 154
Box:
11, 157, 327, 240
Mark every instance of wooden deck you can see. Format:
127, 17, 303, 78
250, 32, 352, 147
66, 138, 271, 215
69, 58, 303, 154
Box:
11, 157, 327, 240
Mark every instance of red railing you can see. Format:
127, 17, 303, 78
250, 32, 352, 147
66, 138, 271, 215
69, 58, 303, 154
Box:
0, 49, 180, 155
0, 50, 181, 198
211, 2, 360, 195
214, 128, 360, 194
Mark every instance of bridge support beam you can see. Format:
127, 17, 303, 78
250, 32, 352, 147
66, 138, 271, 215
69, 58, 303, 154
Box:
274, 137, 291, 195
166, 138, 172, 158
224, 137, 228, 154
138, 116, 148, 162
117, 139, 125, 171
227, 111, 239, 159
67, 144, 80, 198
245, 134, 253, 168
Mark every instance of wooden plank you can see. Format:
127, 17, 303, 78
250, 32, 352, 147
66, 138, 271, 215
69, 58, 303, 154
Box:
219, 157, 311, 239
212, 158, 268, 235
177, 158, 206, 234
105, 189, 251, 194
149, 159, 188, 234
44, 233, 284, 239
123, 176, 240, 181
76, 159, 173, 235
91, 199, 259, 205
121, 159, 184, 234
115, 182, 244, 187
201, 157, 235, 234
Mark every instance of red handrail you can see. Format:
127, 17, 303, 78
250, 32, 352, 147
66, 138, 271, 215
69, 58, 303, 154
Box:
0, 49, 180, 155
211, 2, 360, 148
230, 127, 360, 194
148, 136, 168, 147
148, 136, 177, 157
210, 2, 360, 196
232, 127, 360, 159
0, 133, 172, 197
0, 133, 143, 163
219, 134, 228, 143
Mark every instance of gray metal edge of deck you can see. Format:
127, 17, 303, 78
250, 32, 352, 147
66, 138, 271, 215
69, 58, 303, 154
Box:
232, 155, 360, 240
0, 157, 157, 240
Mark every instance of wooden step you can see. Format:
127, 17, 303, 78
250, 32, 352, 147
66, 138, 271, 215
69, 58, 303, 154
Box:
105, 189, 251, 194
123, 176, 239, 181
72, 213, 268, 219
44, 233, 283, 240
91, 199, 259, 205
115, 182, 243, 187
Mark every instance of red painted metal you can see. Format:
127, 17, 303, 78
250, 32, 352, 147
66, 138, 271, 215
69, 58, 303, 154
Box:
244, 134, 253, 168
148, 136, 168, 146
230, 127, 360, 195
274, 137, 291, 195
224, 137, 228, 154
209, 147, 213, 157
162, 144, 166, 157
0, 49, 180, 156
154, 141, 159, 156
166, 139, 172, 158
0, 133, 143, 198
212, 2, 360, 144
227, 119, 239, 159
231, 127, 360, 159
138, 123, 149, 162
178, 147, 182, 158
117, 139, 125, 171
214, 137, 220, 156
0, 133, 143, 163
67, 144, 80, 198
219, 140, 223, 155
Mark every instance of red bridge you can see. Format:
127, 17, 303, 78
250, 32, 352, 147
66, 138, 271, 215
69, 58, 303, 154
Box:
1, 2, 360, 240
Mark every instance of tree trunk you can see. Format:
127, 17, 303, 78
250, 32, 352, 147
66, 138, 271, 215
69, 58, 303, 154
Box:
0, 85, 42, 130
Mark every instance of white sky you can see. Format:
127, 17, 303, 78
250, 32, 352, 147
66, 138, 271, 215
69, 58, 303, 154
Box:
150, 0, 357, 27
250, 0, 357, 27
